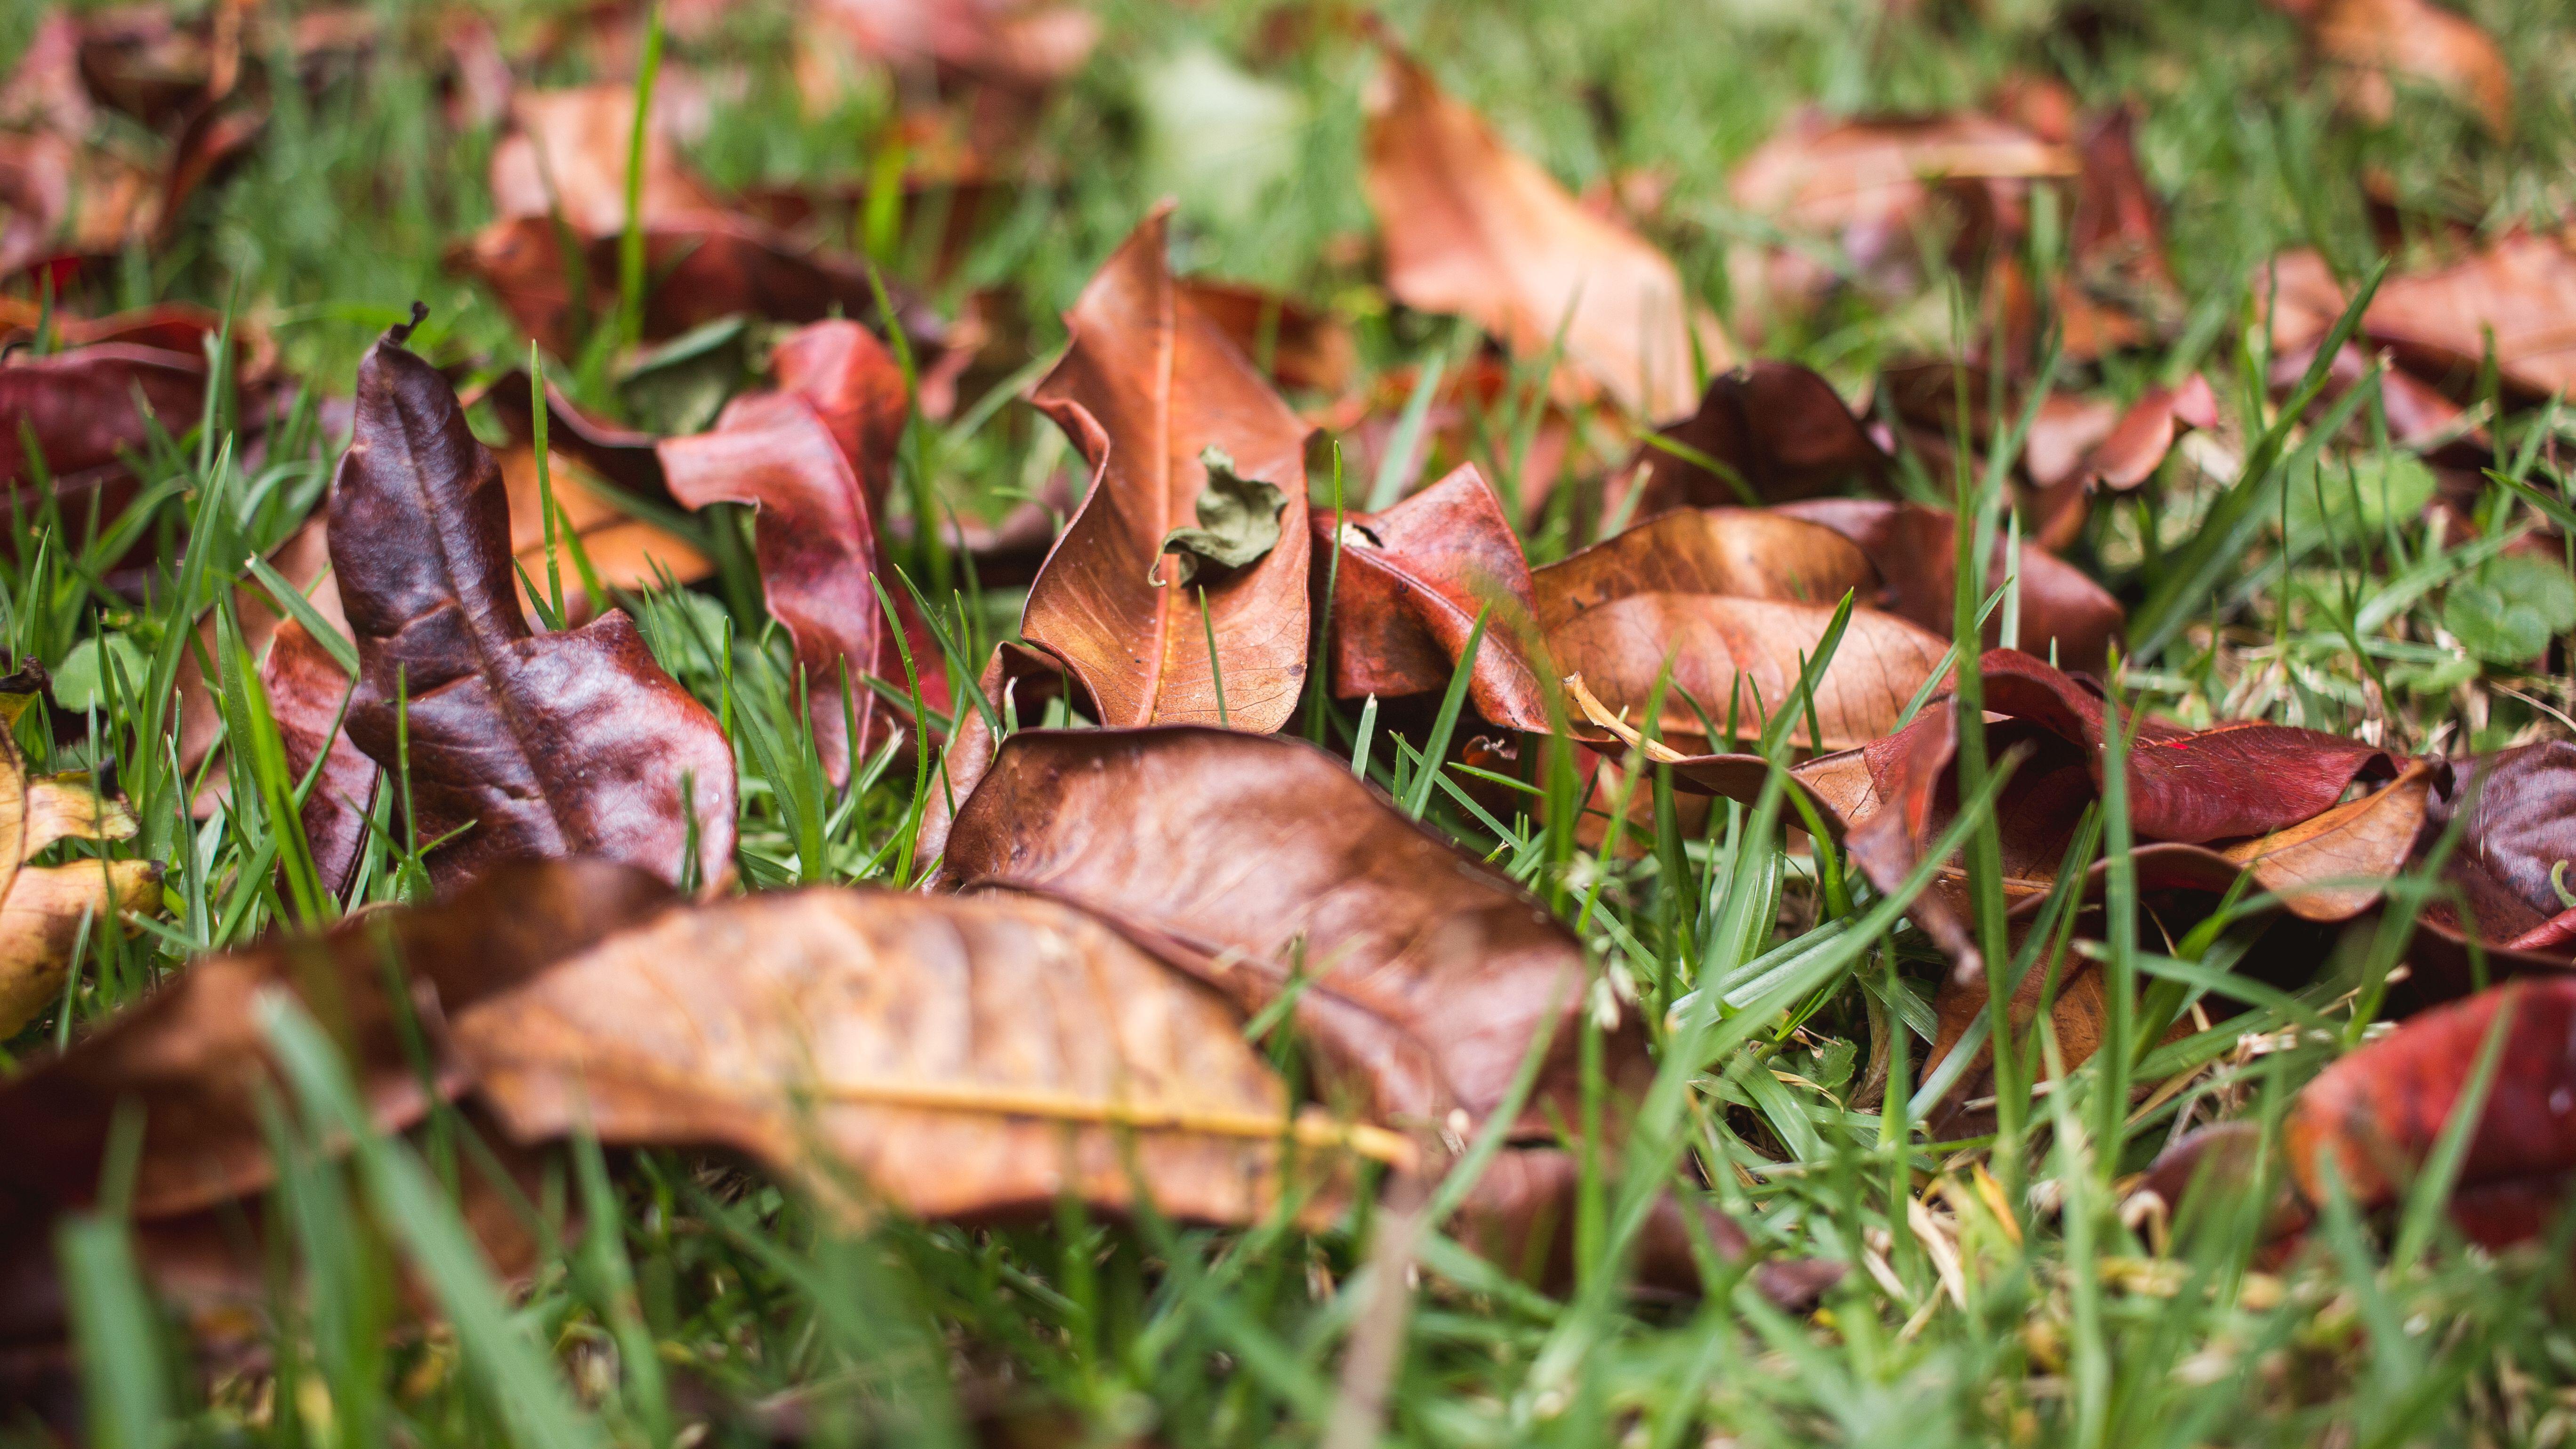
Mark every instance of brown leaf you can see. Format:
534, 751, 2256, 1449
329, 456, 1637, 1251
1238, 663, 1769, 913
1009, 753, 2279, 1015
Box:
911, 641, 1068, 865
1773, 498, 2128, 671
2263, 235, 2576, 400
1312, 463, 1552, 730
261, 617, 377, 901
1629, 361, 1892, 513
0, 858, 670, 1218
2018, 376, 2220, 550
0, 341, 205, 491
1023, 207, 1312, 732
2422, 743, 2576, 950
456, 886, 1399, 1227
2307, 0, 2512, 136
812, 0, 1101, 89
1363, 45, 1730, 422
487, 83, 719, 237
1179, 279, 1358, 395
659, 320, 945, 780
494, 443, 708, 622
0, 860, 673, 1359
1541, 509, 1874, 630
1552, 591, 1951, 754
327, 309, 736, 887
935, 726, 1615, 1135
1725, 109, 2073, 327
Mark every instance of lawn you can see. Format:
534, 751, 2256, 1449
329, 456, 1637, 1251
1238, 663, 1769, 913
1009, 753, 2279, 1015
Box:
4, 0, 2576, 1444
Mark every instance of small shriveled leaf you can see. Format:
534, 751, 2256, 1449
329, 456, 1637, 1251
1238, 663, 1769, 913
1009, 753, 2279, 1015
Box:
455, 887, 1400, 1227
328, 311, 736, 887
1157, 446, 1288, 587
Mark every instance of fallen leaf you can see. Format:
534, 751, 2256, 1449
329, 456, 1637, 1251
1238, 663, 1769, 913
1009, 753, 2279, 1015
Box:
2422, 743, 2576, 949
456, 886, 1400, 1227
812, 0, 1100, 89
0, 714, 161, 1038
1363, 44, 1730, 421
1549, 592, 1950, 754
1627, 361, 1892, 513
2016, 376, 2220, 549
1772, 498, 2128, 670
1536, 508, 1877, 632
0, 859, 672, 1358
1177, 279, 1357, 394
1022, 206, 1311, 731
2304, 0, 2513, 136
261, 617, 376, 900
935, 725, 1614, 1134
659, 319, 945, 780
2262, 235, 2576, 400
2286, 976, 2576, 1217
1311, 462, 1552, 730
0, 340, 205, 492
327, 308, 736, 887
1725, 109, 2074, 328
487, 83, 718, 237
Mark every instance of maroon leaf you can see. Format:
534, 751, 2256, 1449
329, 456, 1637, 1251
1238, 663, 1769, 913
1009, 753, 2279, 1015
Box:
0, 340, 204, 490
1311, 463, 1551, 730
2421, 742, 2576, 951
657, 320, 943, 781
327, 309, 736, 887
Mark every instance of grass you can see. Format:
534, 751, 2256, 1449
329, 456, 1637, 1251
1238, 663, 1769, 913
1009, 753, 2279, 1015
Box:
9, 0, 2576, 1443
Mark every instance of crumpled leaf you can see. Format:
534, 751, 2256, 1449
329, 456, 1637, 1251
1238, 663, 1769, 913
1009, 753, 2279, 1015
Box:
658, 319, 946, 781
1311, 462, 1552, 730
455, 886, 1399, 1227
1021, 205, 1311, 731
1362, 44, 1730, 422
1156, 446, 1288, 587
328, 309, 736, 887
0, 717, 161, 1038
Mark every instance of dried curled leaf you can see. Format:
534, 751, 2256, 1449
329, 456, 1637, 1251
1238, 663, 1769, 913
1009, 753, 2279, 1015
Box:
328, 311, 737, 887
1157, 446, 1288, 587
455, 886, 1401, 1227
1363, 43, 1729, 421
